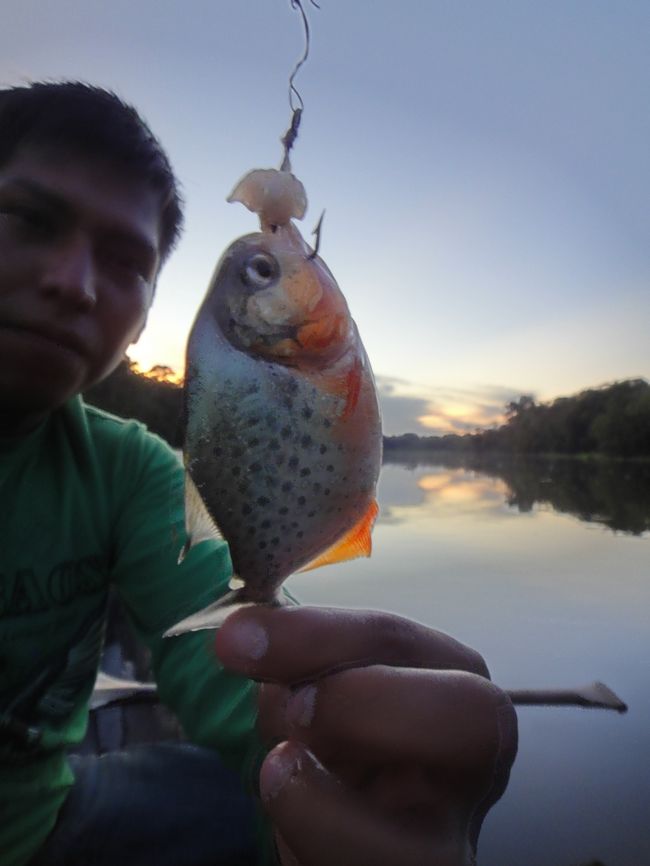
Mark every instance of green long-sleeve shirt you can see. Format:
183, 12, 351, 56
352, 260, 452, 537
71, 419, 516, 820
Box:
0, 397, 264, 866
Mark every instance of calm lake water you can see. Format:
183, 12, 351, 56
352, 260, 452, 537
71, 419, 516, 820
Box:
287, 454, 650, 866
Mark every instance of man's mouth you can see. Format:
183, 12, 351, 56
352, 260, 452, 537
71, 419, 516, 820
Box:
0, 321, 89, 358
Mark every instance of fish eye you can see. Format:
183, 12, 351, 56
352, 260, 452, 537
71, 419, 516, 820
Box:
242, 252, 278, 289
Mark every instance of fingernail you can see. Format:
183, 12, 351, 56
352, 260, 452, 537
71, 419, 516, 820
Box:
224, 618, 269, 662
260, 742, 302, 802
286, 684, 317, 728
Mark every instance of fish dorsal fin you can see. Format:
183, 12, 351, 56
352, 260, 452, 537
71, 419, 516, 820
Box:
180, 472, 223, 563
299, 499, 379, 573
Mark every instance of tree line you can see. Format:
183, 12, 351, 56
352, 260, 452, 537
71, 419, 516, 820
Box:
85, 360, 184, 447
85, 363, 649, 459
386, 378, 650, 458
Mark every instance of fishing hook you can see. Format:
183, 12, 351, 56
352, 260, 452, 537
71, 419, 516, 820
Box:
308, 210, 325, 259
281, 0, 320, 170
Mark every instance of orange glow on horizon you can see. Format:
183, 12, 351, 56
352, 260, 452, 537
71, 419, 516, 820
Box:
418, 403, 507, 434
129, 360, 184, 386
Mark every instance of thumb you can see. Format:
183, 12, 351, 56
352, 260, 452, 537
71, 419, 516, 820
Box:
259, 742, 464, 866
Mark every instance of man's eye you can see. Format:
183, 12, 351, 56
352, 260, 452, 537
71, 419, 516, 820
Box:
0, 204, 54, 234
100, 248, 148, 282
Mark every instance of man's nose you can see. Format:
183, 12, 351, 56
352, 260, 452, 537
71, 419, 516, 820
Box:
39, 234, 97, 310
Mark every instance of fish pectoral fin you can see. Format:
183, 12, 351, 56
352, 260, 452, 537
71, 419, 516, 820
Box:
299, 499, 379, 573
163, 588, 289, 637
180, 472, 223, 564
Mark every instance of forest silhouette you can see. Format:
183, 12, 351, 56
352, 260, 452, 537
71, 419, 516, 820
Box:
384, 378, 650, 459
84, 364, 649, 536
85, 362, 650, 460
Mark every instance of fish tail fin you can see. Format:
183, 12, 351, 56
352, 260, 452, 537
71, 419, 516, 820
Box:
163, 584, 293, 638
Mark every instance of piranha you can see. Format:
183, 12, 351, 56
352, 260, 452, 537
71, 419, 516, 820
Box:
165, 167, 382, 637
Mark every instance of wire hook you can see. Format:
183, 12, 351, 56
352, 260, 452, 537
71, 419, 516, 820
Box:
308, 210, 326, 259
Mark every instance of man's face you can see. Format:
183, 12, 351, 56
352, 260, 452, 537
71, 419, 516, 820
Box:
0, 147, 163, 427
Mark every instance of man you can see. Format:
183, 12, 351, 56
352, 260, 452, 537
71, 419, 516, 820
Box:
0, 82, 517, 866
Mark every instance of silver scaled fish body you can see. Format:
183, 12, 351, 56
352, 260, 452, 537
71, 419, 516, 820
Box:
166, 169, 381, 637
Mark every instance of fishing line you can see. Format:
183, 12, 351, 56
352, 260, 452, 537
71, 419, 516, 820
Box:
280, 0, 320, 171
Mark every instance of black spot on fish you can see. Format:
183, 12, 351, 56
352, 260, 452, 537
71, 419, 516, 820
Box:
297, 530, 304, 538
248, 437, 260, 448
301, 406, 313, 419
323, 419, 332, 428
238, 482, 249, 494
271, 537, 280, 546
249, 462, 262, 473
231, 467, 241, 477
307, 511, 315, 518
268, 438, 280, 450
283, 397, 294, 411
279, 506, 289, 515
326, 465, 335, 472
288, 456, 299, 470
232, 446, 244, 458
298, 496, 306, 506
261, 519, 271, 529
287, 380, 299, 395
319, 444, 328, 455
257, 496, 270, 506
213, 446, 223, 457
324, 488, 331, 496
300, 468, 311, 477
300, 434, 313, 449
242, 504, 252, 515
258, 541, 267, 550
248, 526, 256, 535
291, 521, 298, 528
248, 416, 260, 427
312, 482, 322, 493
281, 426, 292, 439
246, 383, 260, 395
281, 481, 293, 492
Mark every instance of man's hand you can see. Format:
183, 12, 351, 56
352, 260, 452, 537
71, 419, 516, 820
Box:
216, 606, 518, 866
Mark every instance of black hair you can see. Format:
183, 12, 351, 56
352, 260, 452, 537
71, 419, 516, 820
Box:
0, 81, 183, 261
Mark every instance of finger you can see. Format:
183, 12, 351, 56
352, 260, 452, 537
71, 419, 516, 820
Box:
260, 742, 469, 866
257, 681, 290, 743
215, 605, 488, 683
277, 666, 509, 773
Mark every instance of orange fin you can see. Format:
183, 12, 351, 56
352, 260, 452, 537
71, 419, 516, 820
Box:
299, 499, 379, 573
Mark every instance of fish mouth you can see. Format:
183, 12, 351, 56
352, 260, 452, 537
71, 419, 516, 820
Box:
0, 321, 89, 358
228, 317, 300, 353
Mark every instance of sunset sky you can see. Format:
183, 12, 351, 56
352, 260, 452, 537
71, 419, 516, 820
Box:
2, 1, 648, 434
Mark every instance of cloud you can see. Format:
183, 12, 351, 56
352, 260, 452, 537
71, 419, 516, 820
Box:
376, 376, 526, 436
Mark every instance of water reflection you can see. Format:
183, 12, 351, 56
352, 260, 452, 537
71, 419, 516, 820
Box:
382, 452, 650, 535
291, 455, 650, 866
